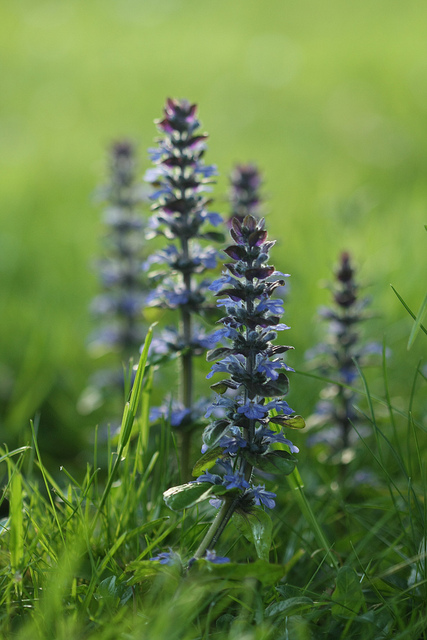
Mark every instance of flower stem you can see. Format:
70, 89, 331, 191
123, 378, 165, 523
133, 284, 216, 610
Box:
180, 237, 193, 479
193, 494, 242, 560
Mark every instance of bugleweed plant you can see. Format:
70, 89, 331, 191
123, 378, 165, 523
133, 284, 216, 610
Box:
306, 251, 380, 453
163, 214, 305, 563
87, 140, 148, 409
144, 99, 223, 477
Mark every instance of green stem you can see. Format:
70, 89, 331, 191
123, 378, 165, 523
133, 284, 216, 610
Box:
180, 237, 193, 480
193, 495, 241, 560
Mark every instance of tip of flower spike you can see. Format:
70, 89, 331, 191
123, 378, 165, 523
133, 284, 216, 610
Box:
336, 251, 355, 283
161, 98, 199, 132
111, 140, 134, 158
231, 163, 262, 190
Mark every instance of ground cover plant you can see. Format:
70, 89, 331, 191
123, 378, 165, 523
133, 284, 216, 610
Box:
0, 91, 426, 640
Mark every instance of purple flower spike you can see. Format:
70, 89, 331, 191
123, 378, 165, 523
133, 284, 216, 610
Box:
145, 99, 224, 461
87, 139, 149, 407
198, 215, 303, 525
163, 213, 304, 563
306, 251, 381, 451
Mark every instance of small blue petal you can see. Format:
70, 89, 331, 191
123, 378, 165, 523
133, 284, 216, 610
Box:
205, 549, 230, 564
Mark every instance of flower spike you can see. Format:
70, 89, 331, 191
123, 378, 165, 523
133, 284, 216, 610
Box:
162, 214, 305, 562
145, 99, 224, 477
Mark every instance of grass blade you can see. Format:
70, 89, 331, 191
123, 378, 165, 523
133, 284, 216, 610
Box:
408, 291, 427, 349
99, 325, 154, 514
390, 285, 427, 342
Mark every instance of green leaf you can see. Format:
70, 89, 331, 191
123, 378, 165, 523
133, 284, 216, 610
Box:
126, 560, 182, 585
118, 324, 154, 451
163, 482, 211, 510
193, 559, 289, 586
0, 447, 31, 467
391, 286, 427, 339
10, 471, 24, 573
242, 450, 297, 475
203, 420, 231, 448
192, 447, 224, 477
331, 566, 365, 619
257, 372, 289, 397
163, 482, 227, 510
201, 231, 226, 242
206, 347, 232, 362
210, 380, 239, 394
233, 508, 272, 561
265, 596, 313, 618
269, 414, 306, 429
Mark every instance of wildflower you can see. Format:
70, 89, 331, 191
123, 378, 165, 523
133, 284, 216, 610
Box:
90, 140, 147, 359
150, 550, 179, 565
306, 252, 381, 451
83, 141, 148, 419
204, 550, 230, 564
250, 485, 276, 509
187, 215, 305, 560
145, 99, 224, 475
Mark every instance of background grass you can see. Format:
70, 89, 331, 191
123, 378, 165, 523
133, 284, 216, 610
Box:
1, 1, 426, 460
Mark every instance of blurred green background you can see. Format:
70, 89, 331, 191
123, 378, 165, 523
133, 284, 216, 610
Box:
1, 0, 426, 464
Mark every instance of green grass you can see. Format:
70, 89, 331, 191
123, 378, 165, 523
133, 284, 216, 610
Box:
1, 319, 426, 638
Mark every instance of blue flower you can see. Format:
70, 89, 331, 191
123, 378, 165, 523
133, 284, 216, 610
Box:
208, 275, 236, 292
256, 356, 283, 381
257, 298, 284, 316
219, 434, 248, 455
194, 470, 223, 484
207, 354, 245, 380
237, 401, 269, 420
198, 247, 218, 270
255, 427, 299, 453
223, 471, 250, 491
273, 323, 291, 331
196, 329, 225, 348
264, 399, 294, 414
150, 550, 178, 565
205, 549, 230, 564
251, 485, 276, 509
206, 359, 232, 379
150, 402, 193, 428
205, 396, 236, 418
193, 328, 224, 350
205, 211, 223, 226
216, 298, 244, 312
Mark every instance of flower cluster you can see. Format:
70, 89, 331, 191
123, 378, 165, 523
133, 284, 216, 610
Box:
306, 251, 381, 450
90, 141, 147, 361
193, 215, 303, 517
145, 99, 223, 440
228, 164, 262, 225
